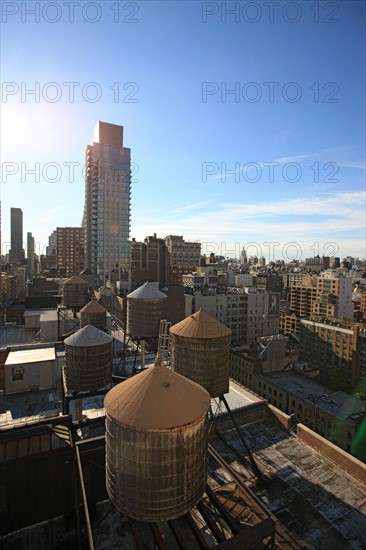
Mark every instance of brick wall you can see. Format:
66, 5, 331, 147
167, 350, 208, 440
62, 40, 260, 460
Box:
297, 424, 366, 485
267, 404, 292, 431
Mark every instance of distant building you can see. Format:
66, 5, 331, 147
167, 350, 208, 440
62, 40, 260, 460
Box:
129, 234, 166, 288
314, 275, 353, 320
244, 287, 280, 344
305, 255, 322, 270
56, 227, 85, 278
40, 230, 57, 273
299, 319, 365, 389
281, 274, 354, 336
9, 207, 24, 265
46, 230, 57, 257
256, 271, 284, 293
235, 273, 254, 287
165, 235, 201, 284
239, 246, 247, 265
360, 292, 366, 319
2, 274, 17, 301
185, 287, 280, 345
27, 232, 36, 280
182, 272, 218, 294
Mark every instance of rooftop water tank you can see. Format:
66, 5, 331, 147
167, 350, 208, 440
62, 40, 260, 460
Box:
63, 275, 89, 309
64, 325, 113, 391
80, 300, 107, 331
169, 309, 232, 397
105, 355, 210, 521
126, 282, 167, 339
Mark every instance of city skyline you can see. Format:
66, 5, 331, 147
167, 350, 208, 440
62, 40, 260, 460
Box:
1, 1, 365, 260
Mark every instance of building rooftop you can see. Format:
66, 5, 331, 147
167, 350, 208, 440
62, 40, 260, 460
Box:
0, 326, 37, 346
5, 347, 56, 366
216, 417, 366, 549
1, 407, 365, 548
39, 310, 62, 321
23, 310, 52, 317
262, 371, 365, 420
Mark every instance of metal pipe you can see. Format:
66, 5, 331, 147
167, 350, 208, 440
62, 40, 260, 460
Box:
75, 445, 95, 550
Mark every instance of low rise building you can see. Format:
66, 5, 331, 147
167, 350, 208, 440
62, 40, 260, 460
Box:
4, 346, 56, 394
229, 345, 365, 460
299, 318, 365, 389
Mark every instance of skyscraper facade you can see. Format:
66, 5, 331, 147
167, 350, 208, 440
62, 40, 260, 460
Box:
10, 207, 24, 265
27, 232, 36, 280
83, 122, 131, 285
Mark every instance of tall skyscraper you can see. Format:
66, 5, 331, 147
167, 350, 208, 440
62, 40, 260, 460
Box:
9, 207, 24, 265
83, 122, 131, 285
27, 232, 36, 280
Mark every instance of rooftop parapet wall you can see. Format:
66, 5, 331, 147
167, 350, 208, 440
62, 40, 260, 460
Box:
267, 404, 292, 431
297, 424, 366, 485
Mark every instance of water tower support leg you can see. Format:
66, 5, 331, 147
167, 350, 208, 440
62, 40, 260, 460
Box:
220, 394, 262, 480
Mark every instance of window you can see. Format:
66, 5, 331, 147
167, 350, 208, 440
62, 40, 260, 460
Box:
347, 431, 352, 441
12, 367, 23, 381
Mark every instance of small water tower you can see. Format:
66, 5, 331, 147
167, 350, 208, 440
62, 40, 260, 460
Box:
64, 325, 113, 391
169, 309, 231, 397
126, 282, 167, 339
80, 300, 107, 331
63, 275, 89, 309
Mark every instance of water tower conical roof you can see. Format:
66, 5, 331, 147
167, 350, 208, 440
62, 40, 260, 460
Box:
170, 309, 231, 339
80, 300, 106, 314
127, 282, 167, 300
105, 356, 210, 429
64, 275, 88, 285
64, 324, 112, 347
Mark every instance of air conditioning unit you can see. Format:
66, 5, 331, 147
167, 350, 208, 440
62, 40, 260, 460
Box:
14, 367, 23, 374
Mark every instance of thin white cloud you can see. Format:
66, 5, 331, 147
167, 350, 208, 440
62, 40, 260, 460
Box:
210, 150, 365, 180
132, 191, 366, 259
273, 153, 315, 164
336, 161, 366, 170
171, 200, 213, 213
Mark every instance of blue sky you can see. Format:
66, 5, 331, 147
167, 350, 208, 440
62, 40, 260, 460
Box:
1, 0, 365, 261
